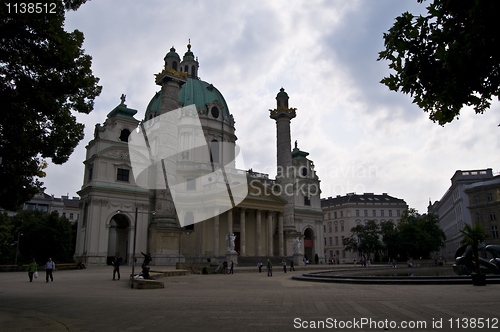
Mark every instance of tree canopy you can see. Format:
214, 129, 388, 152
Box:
0, 0, 101, 210
378, 0, 499, 126
343, 220, 384, 260
10, 209, 76, 263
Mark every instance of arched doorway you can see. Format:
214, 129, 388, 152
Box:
107, 214, 130, 265
304, 228, 315, 264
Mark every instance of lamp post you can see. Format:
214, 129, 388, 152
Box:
116, 208, 155, 289
14, 232, 23, 265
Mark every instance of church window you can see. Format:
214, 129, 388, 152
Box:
191, 65, 196, 77
335, 236, 338, 245
70, 213, 74, 220
119, 129, 131, 142
356, 210, 359, 217
211, 107, 219, 119
334, 223, 338, 232
342, 250, 345, 258
487, 193, 493, 202
340, 211, 343, 218
301, 167, 307, 177
117, 168, 130, 182
172, 61, 178, 71
334, 212, 337, 219
491, 212, 497, 221
364, 210, 368, 217
329, 237, 332, 245
340, 222, 344, 232
328, 224, 332, 233
63, 213, 66, 218
210, 140, 219, 163
304, 196, 310, 206
184, 65, 188, 72
88, 166, 93, 182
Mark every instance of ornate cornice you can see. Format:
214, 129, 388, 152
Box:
155, 66, 188, 83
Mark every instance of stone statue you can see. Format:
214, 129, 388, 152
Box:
226, 233, 236, 252
120, 94, 126, 106
293, 237, 301, 254
295, 140, 298, 149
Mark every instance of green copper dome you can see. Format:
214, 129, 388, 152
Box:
145, 78, 231, 121
165, 47, 180, 59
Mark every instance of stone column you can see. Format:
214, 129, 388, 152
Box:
278, 213, 284, 256
256, 210, 262, 256
227, 209, 233, 236
268, 212, 273, 256
214, 207, 219, 257
240, 208, 246, 256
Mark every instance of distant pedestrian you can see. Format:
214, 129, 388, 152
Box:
290, 259, 295, 271
230, 260, 234, 274
282, 259, 287, 273
112, 256, 120, 280
267, 259, 273, 277
28, 258, 37, 282
392, 258, 397, 268
45, 257, 55, 282
257, 262, 263, 273
303, 257, 307, 266
141, 252, 152, 269
223, 260, 228, 275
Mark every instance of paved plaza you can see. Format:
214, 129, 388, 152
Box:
0, 265, 499, 331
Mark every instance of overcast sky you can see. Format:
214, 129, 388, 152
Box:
42, 0, 500, 214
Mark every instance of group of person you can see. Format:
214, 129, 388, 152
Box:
257, 259, 295, 276
26, 257, 56, 283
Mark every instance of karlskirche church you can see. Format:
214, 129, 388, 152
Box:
74, 43, 325, 266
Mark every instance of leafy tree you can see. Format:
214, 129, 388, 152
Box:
380, 220, 399, 259
460, 223, 488, 275
343, 220, 383, 260
396, 208, 445, 259
378, 0, 500, 125
0, 212, 14, 264
11, 209, 75, 263
0, 0, 102, 210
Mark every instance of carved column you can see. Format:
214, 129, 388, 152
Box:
214, 207, 219, 256
279, 213, 284, 256
240, 208, 246, 256
256, 209, 262, 256
227, 209, 233, 236
268, 212, 273, 256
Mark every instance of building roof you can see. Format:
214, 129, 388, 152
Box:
146, 79, 231, 121
464, 176, 500, 192
321, 193, 406, 208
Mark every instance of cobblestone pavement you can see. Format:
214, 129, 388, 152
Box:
0, 266, 499, 331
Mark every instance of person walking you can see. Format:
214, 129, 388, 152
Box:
229, 260, 234, 274
282, 259, 287, 273
28, 258, 37, 282
257, 262, 263, 273
112, 256, 120, 280
45, 257, 55, 282
267, 259, 273, 277
290, 259, 295, 271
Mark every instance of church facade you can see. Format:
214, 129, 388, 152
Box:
74, 44, 325, 266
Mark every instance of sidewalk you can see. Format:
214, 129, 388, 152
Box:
0, 265, 498, 331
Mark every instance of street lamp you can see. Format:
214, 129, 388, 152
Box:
116, 208, 155, 289
14, 232, 23, 265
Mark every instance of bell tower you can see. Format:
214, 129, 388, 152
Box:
270, 88, 296, 232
